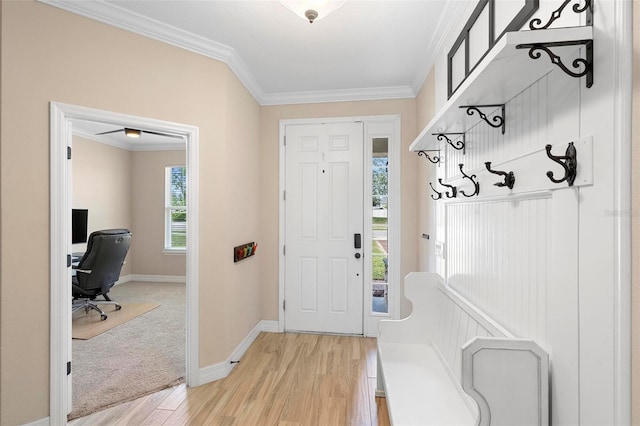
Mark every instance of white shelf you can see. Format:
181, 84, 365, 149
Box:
410, 26, 593, 152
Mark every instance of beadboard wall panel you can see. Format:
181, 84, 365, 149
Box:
432, 60, 582, 425
446, 194, 550, 345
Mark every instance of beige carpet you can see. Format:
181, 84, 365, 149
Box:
70, 281, 185, 420
72, 303, 159, 339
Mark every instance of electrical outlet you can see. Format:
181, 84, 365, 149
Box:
435, 241, 445, 259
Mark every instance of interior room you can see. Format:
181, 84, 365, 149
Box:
68, 124, 187, 418
0, 0, 638, 425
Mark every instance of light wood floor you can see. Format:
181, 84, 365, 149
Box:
69, 332, 391, 425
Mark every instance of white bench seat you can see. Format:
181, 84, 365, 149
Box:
377, 272, 549, 426
377, 342, 474, 425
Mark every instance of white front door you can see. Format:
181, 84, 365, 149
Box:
284, 122, 364, 334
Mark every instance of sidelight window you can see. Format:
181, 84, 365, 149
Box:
371, 138, 389, 313
165, 166, 187, 250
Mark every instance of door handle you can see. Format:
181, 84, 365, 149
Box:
354, 233, 361, 249
355, 253, 361, 259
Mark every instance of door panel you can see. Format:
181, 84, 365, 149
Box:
285, 122, 364, 334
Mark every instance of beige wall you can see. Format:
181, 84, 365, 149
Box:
73, 136, 186, 277
415, 68, 437, 273
220, 71, 262, 356
259, 100, 419, 321
72, 136, 133, 275
632, 3, 639, 423
130, 150, 186, 277
0, 2, 260, 424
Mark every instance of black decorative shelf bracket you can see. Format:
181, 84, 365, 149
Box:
545, 142, 577, 186
459, 105, 506, 134
485, 161, 515, 190
458, 164, 480, 197
438, 178, 458, 199
429, 182, 443, 200
418, 150, 441, 165
516, 40, 593, 88
432, 133, 466, 154
529, 0, 592, 30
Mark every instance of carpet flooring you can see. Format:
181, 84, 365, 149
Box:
69, 281, 186, 420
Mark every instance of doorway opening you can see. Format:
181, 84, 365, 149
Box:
50, 102, 200, 424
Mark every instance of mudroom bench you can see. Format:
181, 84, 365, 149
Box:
376, 272, 549, 426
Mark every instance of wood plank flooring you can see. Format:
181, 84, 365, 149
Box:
69, 332, 390, 425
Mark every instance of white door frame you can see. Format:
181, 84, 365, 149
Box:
278, 115, 401, 336
612, 1, 632, 423
49, 102, 200, 424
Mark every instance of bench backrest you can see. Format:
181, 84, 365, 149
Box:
400, 272, 549, 425
432, 283, 511, 384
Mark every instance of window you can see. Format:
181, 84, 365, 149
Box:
165, 166, 187, 250
371, 139, 389, 313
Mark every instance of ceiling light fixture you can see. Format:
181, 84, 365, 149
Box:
280, 0, 347, 23
124, 128, 142, 138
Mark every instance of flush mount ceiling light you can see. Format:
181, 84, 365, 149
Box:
280, 0, 347, 23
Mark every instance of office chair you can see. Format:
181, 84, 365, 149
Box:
72, 229, 132, 321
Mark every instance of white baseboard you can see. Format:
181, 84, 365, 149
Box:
117, 274, 186, 284
28, 320, 278, 426
22, 416, 49, 426
198, 320, 280, 385
260, 320, 279, 333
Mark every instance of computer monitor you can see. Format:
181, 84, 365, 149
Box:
72, 209, 88, 244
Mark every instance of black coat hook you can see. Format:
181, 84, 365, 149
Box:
458, 164, 480, 197
485, 162, 515, 190
438, 178, 457, 199
429, 182, 442, 200
545, 142, 577, 186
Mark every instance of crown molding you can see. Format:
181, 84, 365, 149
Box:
39, 0, 436, 106
261, 86, 416, 106
38, 0, 265, 103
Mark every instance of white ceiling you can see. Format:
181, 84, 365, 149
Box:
42, 0, 471, 106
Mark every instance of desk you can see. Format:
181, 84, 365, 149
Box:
71, 252, 84, 276
72, 252, 84, 263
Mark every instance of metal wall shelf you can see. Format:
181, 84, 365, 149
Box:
410, 25, 593, 152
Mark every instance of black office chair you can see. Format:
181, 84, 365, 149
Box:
72, 229, 132, 321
